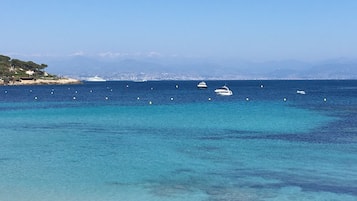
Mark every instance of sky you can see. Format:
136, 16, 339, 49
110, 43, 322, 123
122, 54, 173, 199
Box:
1, 0, 357, 76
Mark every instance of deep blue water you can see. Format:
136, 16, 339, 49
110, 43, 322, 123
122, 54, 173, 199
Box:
0, 80, 356, 201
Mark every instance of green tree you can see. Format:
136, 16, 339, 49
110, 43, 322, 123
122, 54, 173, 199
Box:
0, 55, 51, 81
0, 55, 11, 64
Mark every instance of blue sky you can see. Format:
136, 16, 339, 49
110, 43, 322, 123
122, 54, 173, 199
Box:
1, 0, 357, 62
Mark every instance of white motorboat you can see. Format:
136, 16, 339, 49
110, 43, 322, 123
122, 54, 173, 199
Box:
86, 76, 106, 82
296, 90, 306, 95
133, 79, 147, 83
197, 81, 208, 89
215, 85, 233, 96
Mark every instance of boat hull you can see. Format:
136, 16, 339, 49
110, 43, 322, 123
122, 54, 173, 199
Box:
197, 81, 208, 89
215, 85, 233, 96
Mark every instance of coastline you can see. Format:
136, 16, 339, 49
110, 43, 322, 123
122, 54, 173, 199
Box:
1, 78, 81, 86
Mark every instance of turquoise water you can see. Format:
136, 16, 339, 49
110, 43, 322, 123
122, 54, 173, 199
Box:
0, 80, 356, 200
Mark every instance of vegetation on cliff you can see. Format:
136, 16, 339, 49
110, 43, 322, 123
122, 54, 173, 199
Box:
0, 54, 61, 84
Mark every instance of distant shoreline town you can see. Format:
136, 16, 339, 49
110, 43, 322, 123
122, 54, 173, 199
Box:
0, 55, 81, 85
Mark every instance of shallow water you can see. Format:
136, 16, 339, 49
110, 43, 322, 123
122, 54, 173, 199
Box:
0, 80, 356, 200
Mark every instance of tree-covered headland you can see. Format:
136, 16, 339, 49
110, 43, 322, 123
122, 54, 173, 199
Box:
0, 54, 57, 84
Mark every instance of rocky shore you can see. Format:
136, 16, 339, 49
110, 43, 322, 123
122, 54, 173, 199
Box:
1, 78, 81, 86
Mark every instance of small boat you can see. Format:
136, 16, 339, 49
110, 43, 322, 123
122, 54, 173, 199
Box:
86, 76, 106, 82
296, 90, 306, 95
215, 85, 233, 96
133, 79, 147, 82
197, 81, 208, 89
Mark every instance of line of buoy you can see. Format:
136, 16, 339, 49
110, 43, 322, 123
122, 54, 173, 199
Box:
1, 87, 331, 104
25, 96, 329, 103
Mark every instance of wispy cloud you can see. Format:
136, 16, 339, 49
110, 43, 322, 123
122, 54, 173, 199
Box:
69, 51, 86, 56
98, 52, 127, 58
145, 51, 161, 57
98, 51, 163, 58
4, 51, 167, 59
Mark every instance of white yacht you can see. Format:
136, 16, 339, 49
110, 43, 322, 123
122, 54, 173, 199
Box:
197, 81, 208, 89
86, 76, 106, 82
296, 90, 306, 95
215, 85, 233, 96
133, 79, 147, 83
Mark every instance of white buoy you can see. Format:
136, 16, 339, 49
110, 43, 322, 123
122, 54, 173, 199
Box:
324, 98, 327, 102
126, 85, 129, 88
34, 96, 38, 100
51, 91, 54, 95
208, 97, 212, 101
4, 90, 7, 94
246, 97, 249, 101
90, 90, 93, 93
149, 101, 152, 105
170, 97, 174, 101
151, 87, 154, 90
260, 84, 264, 88
73, 96, 76, 100
105, 97, 109, 100
29, 90, 32, 93
137, 97, 140, 100
283, 98, 287, 102
175, 84, 179, 89
75, 91, 78, 94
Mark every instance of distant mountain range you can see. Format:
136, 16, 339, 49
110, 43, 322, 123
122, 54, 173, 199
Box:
42, 56, 357, 80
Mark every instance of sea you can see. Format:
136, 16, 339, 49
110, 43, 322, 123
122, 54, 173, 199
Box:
0, 80, 356, 201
